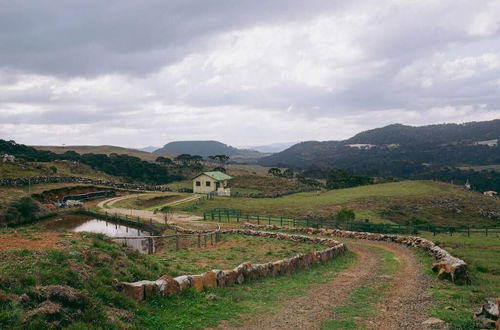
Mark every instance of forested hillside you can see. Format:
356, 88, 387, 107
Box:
260, 120, 500, 191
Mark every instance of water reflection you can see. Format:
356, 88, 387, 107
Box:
41, 215, 153, 253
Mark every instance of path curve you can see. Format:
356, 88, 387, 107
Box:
96, 194, 206, 228
218, 240, 433, 330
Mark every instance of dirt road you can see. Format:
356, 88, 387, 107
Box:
96, 194, 209, 229
220, 240, 433, 330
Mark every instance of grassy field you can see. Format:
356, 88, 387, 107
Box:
111, 193, 189, 211
183, 181, 500, 226
0, 228, 346, 329
417, 233, 500, 328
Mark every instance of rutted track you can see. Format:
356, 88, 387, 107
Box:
218, 240, 433, 330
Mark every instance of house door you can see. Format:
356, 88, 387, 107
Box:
215, 182, 220, 189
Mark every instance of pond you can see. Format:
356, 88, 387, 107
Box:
40, 214, 154, 253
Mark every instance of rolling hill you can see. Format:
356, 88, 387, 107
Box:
153, 140, 266, 159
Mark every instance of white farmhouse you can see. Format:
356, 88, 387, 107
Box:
192, 171, 233, 196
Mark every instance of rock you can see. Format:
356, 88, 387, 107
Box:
236, 273, 245, 284
142, 280, 159, 299
202, 271, 217, 289
475, 298, 500, 322
121, 282, 145, 302
174, 275, 192, 290
224, 270, 238, 286
159, 276, 181, 295
191, 275, 204, 292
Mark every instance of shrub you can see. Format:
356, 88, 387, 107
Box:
336, 208, 355, 222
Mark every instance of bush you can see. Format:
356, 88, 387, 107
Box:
336, 208, 355, 222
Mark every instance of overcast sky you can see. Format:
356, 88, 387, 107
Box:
1, 0, 500, 148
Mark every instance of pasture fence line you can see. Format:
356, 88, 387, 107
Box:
113, 225, 222, 254
202, 208, 500, 236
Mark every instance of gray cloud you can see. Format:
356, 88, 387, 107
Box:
0, 0, 500, 147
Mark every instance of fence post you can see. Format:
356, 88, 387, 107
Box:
210, 234, 213, 245
175, 236, 179, 251
218, 210, 221, 221
198, 234, 201, 248
268, 216, 271, 225
280, 217, 283, 226
204, 235, 207, 247
203, 212, 206, 221
293, 218, 296, 227
486, 227, 488, 237
467, 226, 470, 237
306, 218, 309, 227
237, 214, 240, 223
148, 237, 153, 254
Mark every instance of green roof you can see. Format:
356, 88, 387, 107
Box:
197, 171, 233, 181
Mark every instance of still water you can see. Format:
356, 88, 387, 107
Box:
41, 214, 153, 253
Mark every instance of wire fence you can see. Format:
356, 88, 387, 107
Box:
203, 208, 500, 236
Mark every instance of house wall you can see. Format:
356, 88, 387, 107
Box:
193, 174, 218, 193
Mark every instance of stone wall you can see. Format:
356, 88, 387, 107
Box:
244, 223, 469, 284
117, 229, 346, 302
0, 176, 171, 191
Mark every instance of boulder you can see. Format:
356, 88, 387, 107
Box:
224, 270, 238, 286
143, 280, 160, 299
159, 276, 181, 295
121, 282, 145, 302
202, 271, 218, 289
191, 275, 204, 292
174, 275, 192, 291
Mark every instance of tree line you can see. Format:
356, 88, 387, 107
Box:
0, 140, 179, 184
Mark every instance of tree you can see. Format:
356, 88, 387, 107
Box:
209, 155, 229, 166
282, 168, 294, 178
268, 167, 282, 177
336, 208, 355, 223
155, 156, 173, 166
155, 205, 174, 228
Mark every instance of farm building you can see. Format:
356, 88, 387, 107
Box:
192, 171, 233, 196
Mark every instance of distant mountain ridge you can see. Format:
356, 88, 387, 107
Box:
259, 120, 500, 174
238, 141, 298, 153
153, 140, 265, 159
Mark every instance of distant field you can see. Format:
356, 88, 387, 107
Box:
184, 181, 500, 226
33, 145, 167, 162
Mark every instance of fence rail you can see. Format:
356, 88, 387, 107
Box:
76, 208, 221, 254
203, 208, 500, 236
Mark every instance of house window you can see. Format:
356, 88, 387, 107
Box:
206, 181, 211, 187
195, 181, 201, 187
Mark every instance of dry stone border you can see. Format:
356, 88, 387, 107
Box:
116, 229, 346, 302
244, 223, 469, 284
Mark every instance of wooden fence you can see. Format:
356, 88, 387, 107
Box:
203, 208, 500, 236
113, 228, 222, 254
